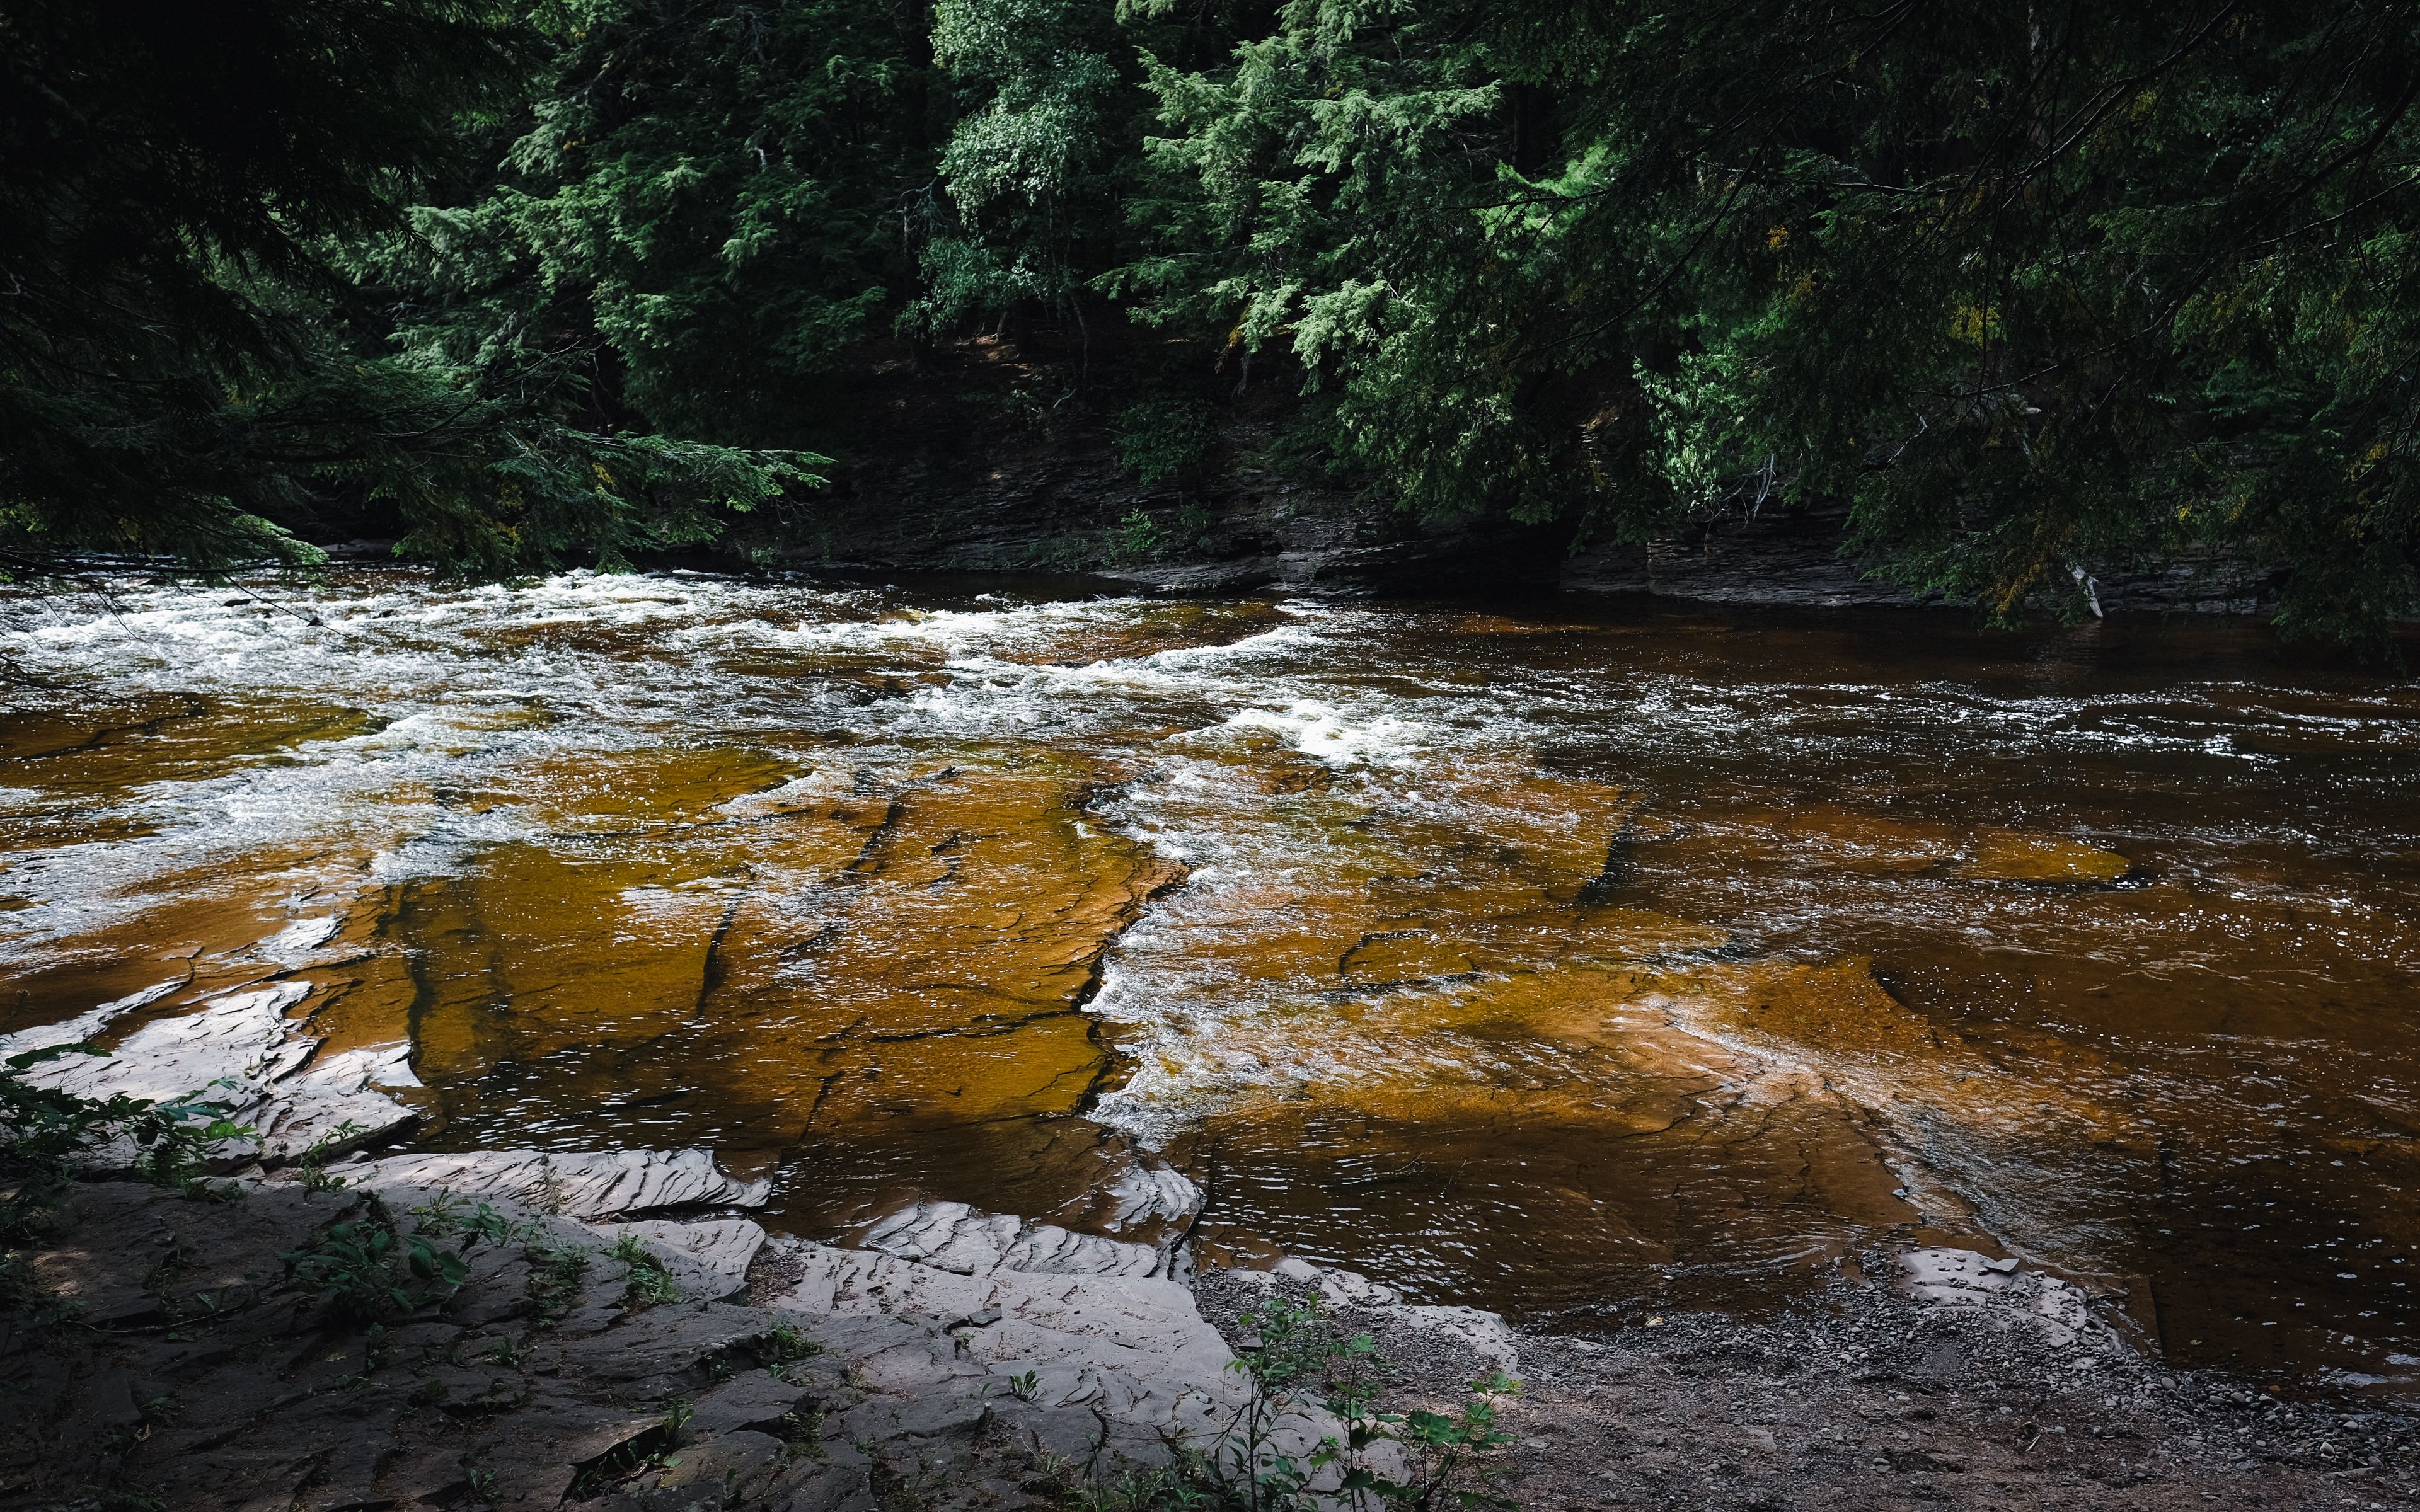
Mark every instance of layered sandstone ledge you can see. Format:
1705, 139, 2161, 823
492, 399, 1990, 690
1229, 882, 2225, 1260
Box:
4, 978, 2416, 1509
6, 1150, 2416, 1511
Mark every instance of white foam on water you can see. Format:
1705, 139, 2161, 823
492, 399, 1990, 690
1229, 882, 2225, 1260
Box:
1218, 701, 1428, 767
714, 770, 851, 819
1137, 621, 1322, 667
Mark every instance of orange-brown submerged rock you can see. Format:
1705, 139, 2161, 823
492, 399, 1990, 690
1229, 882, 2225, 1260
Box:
366, 755, 1179, 1154
0, 694, 381, 803
1958, 827, 2133, 883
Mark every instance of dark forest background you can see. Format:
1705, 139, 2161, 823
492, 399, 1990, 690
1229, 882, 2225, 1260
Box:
5, 0, 2418, 637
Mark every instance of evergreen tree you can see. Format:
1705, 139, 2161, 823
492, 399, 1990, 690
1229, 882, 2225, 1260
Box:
0, 0, 819, 581
1123, 0, 2420, 637
0, 0, 509, 571
378, 0, 934, 450
11, 0, 2418, 634
907, 0, 1134, 367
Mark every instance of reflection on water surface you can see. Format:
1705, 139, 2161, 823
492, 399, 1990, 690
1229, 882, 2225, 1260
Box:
3, 570, 2417, 1392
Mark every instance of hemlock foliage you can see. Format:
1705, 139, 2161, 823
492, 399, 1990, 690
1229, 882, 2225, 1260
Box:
4, 0, 2416, 636
1121, 0, 2420, 638
0, 0, 821, 581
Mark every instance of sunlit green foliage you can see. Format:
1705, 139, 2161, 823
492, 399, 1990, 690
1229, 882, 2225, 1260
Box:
906, 0, 1132, 353
0, 1045, 253, 1249
377, 0, 930, 447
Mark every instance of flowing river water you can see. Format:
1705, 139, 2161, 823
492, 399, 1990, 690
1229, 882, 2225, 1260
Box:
4, 570, 2417, 1392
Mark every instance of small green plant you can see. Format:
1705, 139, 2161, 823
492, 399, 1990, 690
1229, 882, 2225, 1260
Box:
281, 1195, 479, 1326
1184, 1295, 1523, 1512
413, 1192, 520, 1246
466, 1464, 500, 1506
1374, 1373, 1521, 1511
293, 1120, 366, 1191
1115, 508, 1168, 563
1212, 1295, 1346, 1509
1110, 498, 1219, 565
1008, 1368, 1043, 1403
867, 1454, 943, 1512
609, 1232, 686, 1309
1177, 500, 1218, 549
523, 1240, 591, 1327
777, 1404, 826, 1459
1022, 1452, 1216, 1512
767, 1320, 822, 1362
766, 1320, 824, 1382
567, 1400, 694, 1497
135, 1082, 257, 1189
2, 1044, 256, 1243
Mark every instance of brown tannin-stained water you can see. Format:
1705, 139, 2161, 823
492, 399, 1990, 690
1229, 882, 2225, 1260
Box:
4, 571, 2418, 1391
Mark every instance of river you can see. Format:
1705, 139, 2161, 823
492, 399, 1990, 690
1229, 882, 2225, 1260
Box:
3, 569, 2416, 1393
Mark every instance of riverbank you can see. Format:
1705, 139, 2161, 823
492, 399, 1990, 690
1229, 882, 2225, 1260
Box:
5, 1152, 2414, 1511
284, 333, 2282, 620
1402, 1276, 2420, 1510
3, 932, 2413, 1509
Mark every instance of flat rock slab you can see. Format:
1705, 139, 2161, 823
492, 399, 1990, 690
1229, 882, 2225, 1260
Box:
1044, 1159, 1204, 1251
20, 981, 311, 1104
763, 1235, 1246, 1445
859, 1199, 1182, 1281
0, 977, 186, 1058
589, 1215, 768, 1300
10, 982, 420, 1168
349, 1147, 770, 1218
4, 1170, 2404, 1512
1238, 1259, 1523, 1372
1899, 1244, 2112, 1349
245, 1040, 423, 1164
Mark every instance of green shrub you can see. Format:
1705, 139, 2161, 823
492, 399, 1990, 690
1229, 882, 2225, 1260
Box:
609, 1232, 686, 1309
524, 1240, 591, 1327
1031, 1293, 1519, 1512
1, 1043, 255, 1245
281, 1195, 473, 1326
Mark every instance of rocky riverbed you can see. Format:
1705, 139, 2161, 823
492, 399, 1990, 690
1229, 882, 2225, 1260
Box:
1414, 1278, 2420, 1511
6, 1152, 2416, 1511
8, 571, 2420, 1509
4, 1005, 2414, 1511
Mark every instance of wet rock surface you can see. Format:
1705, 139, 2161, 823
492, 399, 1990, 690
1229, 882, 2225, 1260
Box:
351, 1147, 775, 1221
5, 1165, 2413, 1510
802, 348, 2279, 616
4, 979, 420, 1169
1483, 1269, 2420, 1511
6, 575, 2420, 1393
851, 1188, 1199, 1282
0, 1169, 1241, 1512
1559, 501, 2283, 616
